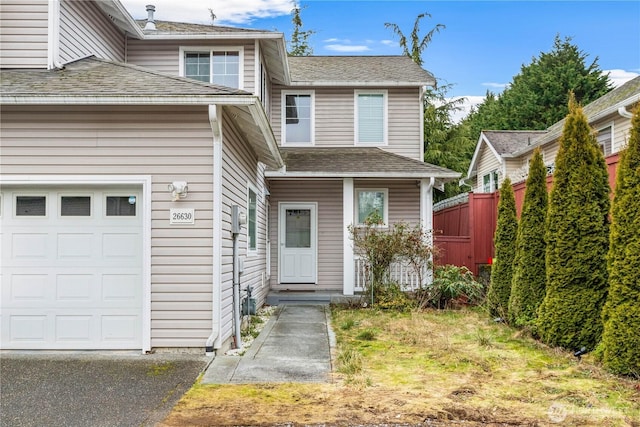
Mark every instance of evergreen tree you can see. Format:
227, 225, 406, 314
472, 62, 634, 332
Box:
486, 177, 518, 317
537, 94, 610, 350
288, 6, 314, 56
508, 148, 548, 328
600, 107, 640, 375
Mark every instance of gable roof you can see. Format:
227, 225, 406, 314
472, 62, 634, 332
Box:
266, 147, 459, 182
287, 56, 436, 87
466, 130, 546, 179
512, 76, 640, 156
0, 56, 247, 100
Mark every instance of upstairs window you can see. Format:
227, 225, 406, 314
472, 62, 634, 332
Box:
482, 170, 499, 193
282, 91, 314, 145
181, 47, 243, 89
355, 90, 387, 145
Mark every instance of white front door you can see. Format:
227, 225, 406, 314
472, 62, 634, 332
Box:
279, 203, 317, 284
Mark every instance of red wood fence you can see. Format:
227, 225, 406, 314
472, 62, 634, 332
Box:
434, 152, 621, 276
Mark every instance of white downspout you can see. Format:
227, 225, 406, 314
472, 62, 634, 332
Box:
206, 105, 223, 355
47, 0, 63, 69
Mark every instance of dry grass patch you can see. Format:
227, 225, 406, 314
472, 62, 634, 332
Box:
161, 307, 640, 426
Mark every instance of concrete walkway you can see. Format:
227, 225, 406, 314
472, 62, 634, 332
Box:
202, 304, 334, 384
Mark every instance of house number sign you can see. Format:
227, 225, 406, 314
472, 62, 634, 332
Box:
170, 208, 195, 225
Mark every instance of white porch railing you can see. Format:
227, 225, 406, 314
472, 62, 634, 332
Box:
354, 257, 429, 292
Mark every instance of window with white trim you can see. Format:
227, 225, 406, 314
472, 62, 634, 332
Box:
597, 125, 612, 156
248, 187, 257, 252
355, 189, 388, 225
482, 170, 499, 193
355, 90, 387, 145
180, 47, 244, 89
282, 91, 314, 145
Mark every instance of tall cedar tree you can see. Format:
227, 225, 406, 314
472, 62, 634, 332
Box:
384, 12, 444, 67
487, 177, 518, 317
600, 107, 640, 375
508, 148, 548, 328
537, 95, 610, 350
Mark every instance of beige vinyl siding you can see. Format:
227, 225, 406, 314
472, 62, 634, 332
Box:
268, 180, 344, 291
126, 40, 256, 93
0, 105, 214, 348
475, 144, 502, 191
271, 86, 423, 160
58, 0, 125, 63
0, 0, 48, 68
219, 110, 268, 344
504, 158, 523, 184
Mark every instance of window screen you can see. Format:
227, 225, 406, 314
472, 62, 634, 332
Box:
106, 196, 136, 216
212, 51, 240, 88
285, 94, 312, 144
16, 196, 46, 216
61, 196, 91, 216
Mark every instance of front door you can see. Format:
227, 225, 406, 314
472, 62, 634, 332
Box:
279, 203, 317, 283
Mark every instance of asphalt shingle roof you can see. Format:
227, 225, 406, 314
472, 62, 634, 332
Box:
287, 56, 436, 85
483, 130, 547, 156
136, 20, 270, 35
0, 56, 247, 97
274, 147, 459, 178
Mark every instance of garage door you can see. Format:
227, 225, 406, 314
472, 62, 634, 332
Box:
0, 186, 143, 350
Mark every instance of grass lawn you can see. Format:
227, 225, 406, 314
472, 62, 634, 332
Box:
161, 307, 639, 426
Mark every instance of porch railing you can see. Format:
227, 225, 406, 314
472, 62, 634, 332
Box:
354, 257, 429, 292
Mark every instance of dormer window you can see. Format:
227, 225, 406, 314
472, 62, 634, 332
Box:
180, 47, 244, 89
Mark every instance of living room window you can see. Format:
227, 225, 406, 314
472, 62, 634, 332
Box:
355, 90, 387, 145
282, 91, 314, 145
180, 47, 244, 89
356, 189, 388, 225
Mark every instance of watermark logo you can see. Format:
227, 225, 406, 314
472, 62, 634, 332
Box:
548, 402, 568, 423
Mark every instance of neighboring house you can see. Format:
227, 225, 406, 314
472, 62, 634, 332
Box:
466, 76, 640, 193
434, 76, 640, 274
0, 1, 459, 352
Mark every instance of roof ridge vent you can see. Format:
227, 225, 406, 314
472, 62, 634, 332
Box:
144, 5, 156, 31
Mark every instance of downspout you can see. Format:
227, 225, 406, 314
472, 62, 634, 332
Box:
206, 105, 223, 355
47, 0, 64, 69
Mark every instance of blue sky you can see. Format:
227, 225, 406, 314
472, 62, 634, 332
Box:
122, 0, 640, 117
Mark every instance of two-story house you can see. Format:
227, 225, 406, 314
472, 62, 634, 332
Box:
0, 0, 459, 353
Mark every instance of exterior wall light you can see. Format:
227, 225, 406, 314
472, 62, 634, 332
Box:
168, 181, 188, 201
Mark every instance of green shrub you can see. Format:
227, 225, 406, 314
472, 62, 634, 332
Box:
419, 265, 484, 309
537, 94, 610, 350
508, 148, 548, 329
487, 177, 518, 318
600, 107, 640, 375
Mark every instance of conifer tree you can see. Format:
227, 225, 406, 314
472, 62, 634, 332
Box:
487, 177, 518, 317
508, 148, 548, 328
537, 94, 610, 350
600, 107, 640, 375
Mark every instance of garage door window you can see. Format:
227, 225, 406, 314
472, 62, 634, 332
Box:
16, 196, 46, 216
61, 196, 91, 216
106, 196, 136, 216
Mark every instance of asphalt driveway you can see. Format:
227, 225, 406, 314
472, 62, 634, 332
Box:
0, 353, 209, 427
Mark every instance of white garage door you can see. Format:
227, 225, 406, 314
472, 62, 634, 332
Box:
0, 186, 143, 350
